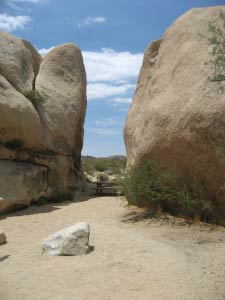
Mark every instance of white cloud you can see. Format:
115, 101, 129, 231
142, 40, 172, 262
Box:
78, 16, 106, 28
83, 48, 143, 82
87, 83, 135, 100
5, 0, 44, 9
37, 46, 143, 83
108, 97, 132, 104
38, 46, 55, 56
37, 46, 142, 101
95, 118, 121, 126
86, 128, 121, 136
108, 97, 132, 112
0, 13, 31, 31
117, 107, 129, 112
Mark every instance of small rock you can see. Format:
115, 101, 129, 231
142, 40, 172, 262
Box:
42, 222, 90, 256
0, 230, 7, 245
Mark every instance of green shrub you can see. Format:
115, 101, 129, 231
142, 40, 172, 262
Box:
117, 160, 215, 223
82, 157, 126, 175
94, 160, 107, 172
24, 90, 44, 109
208, 10, 225, 82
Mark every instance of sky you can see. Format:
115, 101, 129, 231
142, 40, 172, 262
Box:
0, 0, 224, 157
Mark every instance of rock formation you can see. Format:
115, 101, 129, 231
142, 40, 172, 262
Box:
0, 32, 87, 213
42, 222, 90, 256
124, 6, 225, 212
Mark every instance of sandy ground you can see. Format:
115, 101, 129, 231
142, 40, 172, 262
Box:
0, 196, 225, 300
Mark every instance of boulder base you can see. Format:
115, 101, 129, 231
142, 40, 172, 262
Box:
42, 223, 90, 256
0, 161, 48, 213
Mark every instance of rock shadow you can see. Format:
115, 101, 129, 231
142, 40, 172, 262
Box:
88, 245, 95, 254
122, 210, 155, 223
0, 194, 93, 220
0, 255, 10, 262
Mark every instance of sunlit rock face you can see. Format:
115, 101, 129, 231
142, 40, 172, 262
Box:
124, 6, 225, 212
0, 32, 87, 213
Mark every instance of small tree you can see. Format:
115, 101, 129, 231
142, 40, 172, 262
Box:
208, 11, 225, 82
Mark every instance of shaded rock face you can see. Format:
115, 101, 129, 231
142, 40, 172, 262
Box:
124, 7, 225, 210
0, 161, 48, 213
0, 32, 87, 213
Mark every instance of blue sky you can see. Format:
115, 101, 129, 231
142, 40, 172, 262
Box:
0, 0, 224, 156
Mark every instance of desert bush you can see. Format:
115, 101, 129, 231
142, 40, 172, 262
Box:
117, 160, 216, 223
208, 10, 225, 82
94, 160, 108, 172
97, 172, 109, 182
82, 157, 126, 175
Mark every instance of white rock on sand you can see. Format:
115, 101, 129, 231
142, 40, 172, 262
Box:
42, 222, 90, 256
0, 230, 6, 245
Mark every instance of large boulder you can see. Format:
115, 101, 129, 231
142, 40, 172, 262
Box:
124, 6, 225, 211
0, 33, 87, 213
35, 44, 87, 155
42, 223, 90, 256
0, 31, 41, 93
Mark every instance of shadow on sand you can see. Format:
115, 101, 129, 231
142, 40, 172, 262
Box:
0, 194, 93, 221
88, 245, 95, 254
0, 255, 10, 262
122, 210, 155, 223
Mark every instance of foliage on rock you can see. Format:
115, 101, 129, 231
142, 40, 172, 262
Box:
208, 10, 225, 83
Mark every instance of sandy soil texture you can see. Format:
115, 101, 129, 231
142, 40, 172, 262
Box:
0, 196, 225, 300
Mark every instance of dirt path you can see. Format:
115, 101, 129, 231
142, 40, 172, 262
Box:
0, 196, 225, 300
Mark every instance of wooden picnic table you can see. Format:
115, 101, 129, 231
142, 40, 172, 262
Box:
91, 181, 117, 195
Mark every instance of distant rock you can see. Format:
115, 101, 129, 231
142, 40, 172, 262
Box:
124, 6, 225, 211
0, 230, 6, 245
0, 32, 87, 213
42, 223, 90, 256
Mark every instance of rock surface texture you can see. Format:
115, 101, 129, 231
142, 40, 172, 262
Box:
42, 223, 90, 256
0, 229, 6, 245
124, 6, 225, 211
0, 32, 87, 213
